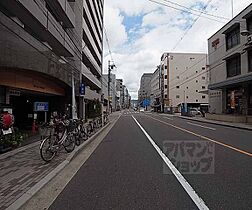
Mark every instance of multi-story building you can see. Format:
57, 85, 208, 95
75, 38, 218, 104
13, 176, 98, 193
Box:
0, 0, 104, 127
150, 66, 161, 111
102, 73, 116, 112
160, 52, 209, 112
124, 87, 130, 108
208, 4, 252, 122
138, 73, 152, 107
116, 79, 123, 109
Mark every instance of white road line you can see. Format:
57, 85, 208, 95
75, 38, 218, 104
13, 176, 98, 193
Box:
132, 116, 209, 210
163, 117, 173, 120
187, 122, 216, 131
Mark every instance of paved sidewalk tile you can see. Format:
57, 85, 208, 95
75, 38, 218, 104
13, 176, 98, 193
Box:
0, 114, 120, 210
0, 144, 67, 210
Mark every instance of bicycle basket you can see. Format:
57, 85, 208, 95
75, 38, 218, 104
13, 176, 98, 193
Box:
39, 126, 54, 137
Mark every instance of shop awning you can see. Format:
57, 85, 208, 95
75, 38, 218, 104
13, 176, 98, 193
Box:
209, 72, 252, 89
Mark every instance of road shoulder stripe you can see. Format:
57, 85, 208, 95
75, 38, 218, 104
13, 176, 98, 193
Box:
132, 115, 209, 210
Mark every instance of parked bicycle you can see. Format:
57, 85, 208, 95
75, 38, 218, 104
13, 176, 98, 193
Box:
40, 118, 75, 162
73, 119, 89, 146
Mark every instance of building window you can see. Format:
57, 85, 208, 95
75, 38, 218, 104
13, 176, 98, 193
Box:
196, 80, 198, 83
186, 87, 189, 89
202, 95, 206, 99
164, 94, 167, 99
177, 76, 180, 79
165, 75, 167, 79
247, 16, 252, 32
226, 55, 241, 77
165, 85, 168, 89
176, 86, 180, 89
196, 71, 198, 73
196, 90, 198, 92
202, 67, 206, 70
226, 26, 240, 50
165, 65, 167, 69
202, 76, 206, 80
176, 95, 180, 99
248, 50, 252, 72
196, 99, 199, 102
186, 96, 189, 99
202, 86, 206, 89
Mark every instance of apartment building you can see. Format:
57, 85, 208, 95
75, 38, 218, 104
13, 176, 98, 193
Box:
102, 74, 116, 111
150, 67, 161, 111
138, 73, 152, 107
208, 4, 252, 119
116, 79, 123, 110
160, 52, 209, 112
124, 87, 130, 109
0, 0, 104, 127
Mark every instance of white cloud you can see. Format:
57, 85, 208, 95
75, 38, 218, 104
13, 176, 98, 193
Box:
103, 0, 252, 99
103, 5, 127, 50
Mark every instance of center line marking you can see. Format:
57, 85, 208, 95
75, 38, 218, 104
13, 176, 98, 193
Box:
146, 115, 252, 157
132, 115, 209, 210
187, 122, 216, 130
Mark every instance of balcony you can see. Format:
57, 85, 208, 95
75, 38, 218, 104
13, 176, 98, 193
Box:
81, 63, 101, 90
44, 0, 75, 28
0, 0, 75, 57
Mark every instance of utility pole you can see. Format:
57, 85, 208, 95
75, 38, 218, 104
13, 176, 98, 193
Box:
108, 60, 111, 114
108, 60, 115, 114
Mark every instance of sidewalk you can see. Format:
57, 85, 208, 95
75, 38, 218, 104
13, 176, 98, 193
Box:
0, 112, 120, 210
160, 113, 252, 131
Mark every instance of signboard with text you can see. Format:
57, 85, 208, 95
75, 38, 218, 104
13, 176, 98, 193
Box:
34, 102, 49, 112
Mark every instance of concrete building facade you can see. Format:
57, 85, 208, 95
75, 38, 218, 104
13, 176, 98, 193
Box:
160, 52, 209, 112
0, 0, 104, 126
116, 79, 123, 110
150, 66, 161, 111
208, 4, 252, 120
138, 73, 152, 107
102, 74, 116, 111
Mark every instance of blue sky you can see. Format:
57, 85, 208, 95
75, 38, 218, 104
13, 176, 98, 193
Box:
104, 0, 252, 99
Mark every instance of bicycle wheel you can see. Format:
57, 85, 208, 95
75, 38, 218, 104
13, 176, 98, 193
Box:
63, 133, 75, 153
87, 123, 93, 136
40, 136, 57, 162
79, 126, 88, 141
74, 127, 81, 146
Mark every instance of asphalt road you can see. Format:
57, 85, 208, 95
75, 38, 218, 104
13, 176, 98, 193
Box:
49, 110, 252, 210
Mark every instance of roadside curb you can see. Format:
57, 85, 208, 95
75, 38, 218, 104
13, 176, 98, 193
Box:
177, 115, 252, 131
6, 114, 121, 210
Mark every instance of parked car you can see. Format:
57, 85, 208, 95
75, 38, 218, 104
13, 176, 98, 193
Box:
139, 107, 145, 112
189, 108, 202, 116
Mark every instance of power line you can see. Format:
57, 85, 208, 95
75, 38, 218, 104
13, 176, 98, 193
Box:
171, 0, 213, 51
167, 34, 239, 85
148, 0, 226, 23
162, 0, 229, 20
168, 44, 244, 91
104, 26, 116, 65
